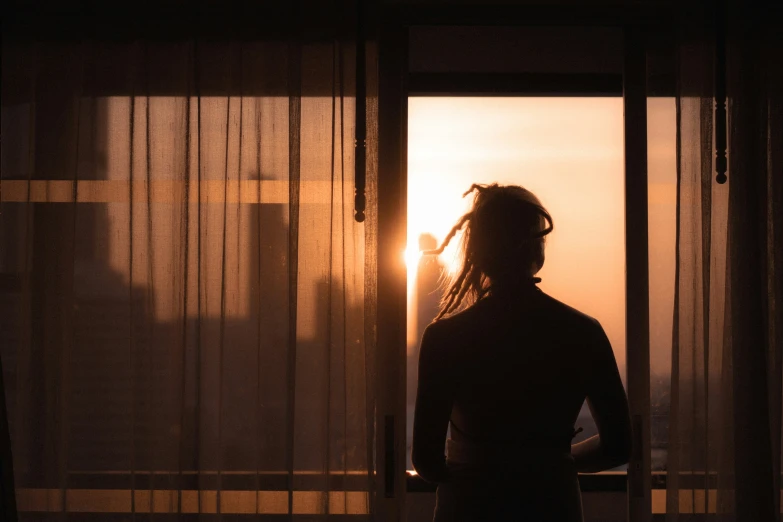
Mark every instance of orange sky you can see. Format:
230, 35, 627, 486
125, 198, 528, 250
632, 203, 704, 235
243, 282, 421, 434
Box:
407, 97, 677, 377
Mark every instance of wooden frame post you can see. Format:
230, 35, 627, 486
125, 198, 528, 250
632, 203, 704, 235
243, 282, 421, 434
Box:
623, 25, 653, 522
377, 21, 408, 522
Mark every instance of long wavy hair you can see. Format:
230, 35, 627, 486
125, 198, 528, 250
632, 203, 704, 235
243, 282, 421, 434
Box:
423, 183, 554, 320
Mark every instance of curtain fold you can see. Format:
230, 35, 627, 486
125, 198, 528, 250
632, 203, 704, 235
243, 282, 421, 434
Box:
668, 3, 782, 520
0, 31, 377, 519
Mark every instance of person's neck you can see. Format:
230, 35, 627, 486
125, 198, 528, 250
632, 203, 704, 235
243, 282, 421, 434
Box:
489, 275, 541, 298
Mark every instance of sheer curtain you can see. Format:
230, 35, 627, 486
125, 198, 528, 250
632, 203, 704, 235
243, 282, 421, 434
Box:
0, 29, 378, 519
668, 3, 782, 520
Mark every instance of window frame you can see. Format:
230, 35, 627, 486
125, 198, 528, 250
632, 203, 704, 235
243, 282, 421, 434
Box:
376, 8, 671, 521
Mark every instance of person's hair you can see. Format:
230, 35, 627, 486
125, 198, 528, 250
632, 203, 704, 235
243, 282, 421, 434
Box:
423, 183, 553, 320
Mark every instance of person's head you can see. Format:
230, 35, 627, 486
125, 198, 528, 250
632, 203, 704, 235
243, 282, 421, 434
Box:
418, 233, 438, 252
425, 183, 553, 320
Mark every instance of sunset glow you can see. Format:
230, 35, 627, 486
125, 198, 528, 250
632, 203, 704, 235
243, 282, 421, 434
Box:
408, 98, 627, 369
403, 245, 422, 271
406, 96, 677, 374
405, 96, 677, 471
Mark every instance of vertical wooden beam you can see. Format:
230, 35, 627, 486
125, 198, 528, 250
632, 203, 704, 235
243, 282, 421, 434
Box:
377, 20, 407, 522
623, 26, 652, 522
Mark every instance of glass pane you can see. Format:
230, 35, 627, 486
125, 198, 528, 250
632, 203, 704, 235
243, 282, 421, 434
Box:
647, 97, 677, 472
406, 97, 626, 470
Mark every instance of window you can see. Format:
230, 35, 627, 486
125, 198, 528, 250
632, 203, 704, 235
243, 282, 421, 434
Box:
406, 97, 628, 470
647, 97, 677, 473
405, 96, 677, 479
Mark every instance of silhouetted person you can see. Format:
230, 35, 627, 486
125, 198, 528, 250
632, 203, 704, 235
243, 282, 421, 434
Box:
411, 184, 632, 521
407, 233, 448, 468
416, 233, 446, 341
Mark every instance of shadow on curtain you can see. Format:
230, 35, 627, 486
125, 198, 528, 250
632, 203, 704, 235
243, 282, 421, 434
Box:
0, 31, 378, 520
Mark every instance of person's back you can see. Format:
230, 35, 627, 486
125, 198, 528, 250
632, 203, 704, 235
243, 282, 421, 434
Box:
411, 184, 631, 521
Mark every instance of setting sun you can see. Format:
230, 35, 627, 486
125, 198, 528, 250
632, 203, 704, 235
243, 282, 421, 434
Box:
403, 245, 422, 271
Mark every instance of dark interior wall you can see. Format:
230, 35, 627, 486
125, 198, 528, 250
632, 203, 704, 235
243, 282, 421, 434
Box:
382, 0, 656, 5
1, 1, 360, 43
409, 26, 622, 74
398, 8, 680, 97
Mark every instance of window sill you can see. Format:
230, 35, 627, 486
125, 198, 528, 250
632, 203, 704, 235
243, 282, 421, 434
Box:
406, 470, 633, 493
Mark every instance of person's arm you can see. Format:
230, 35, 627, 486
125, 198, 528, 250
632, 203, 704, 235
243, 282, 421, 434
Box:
411, 323, 454, 483
571, 321, 632, 473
